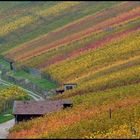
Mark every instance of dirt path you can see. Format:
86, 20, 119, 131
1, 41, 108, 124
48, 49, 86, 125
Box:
0, 119, 15, 139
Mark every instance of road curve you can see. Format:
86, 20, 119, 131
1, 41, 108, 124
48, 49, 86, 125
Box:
0, 78, 44, 139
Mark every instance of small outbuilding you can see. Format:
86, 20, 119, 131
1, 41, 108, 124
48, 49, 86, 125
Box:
63, 100, 73, 109
13, 99, 73, 123
55, 89, 65, 94
63, 83, 77, 91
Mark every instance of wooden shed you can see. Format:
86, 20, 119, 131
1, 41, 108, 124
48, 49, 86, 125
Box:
63, 83, 77, 91
55, 89, 65, 94
13, 99, 72, 123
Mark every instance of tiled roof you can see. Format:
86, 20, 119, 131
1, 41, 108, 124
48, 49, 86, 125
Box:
13, 99, 70, 115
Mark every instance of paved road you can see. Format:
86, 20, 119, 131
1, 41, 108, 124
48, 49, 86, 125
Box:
0, 78, 44, 139
0, 119, 15, 139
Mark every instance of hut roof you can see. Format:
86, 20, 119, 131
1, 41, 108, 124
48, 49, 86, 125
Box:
13, 100, 71, 115
63, 83, 77, 85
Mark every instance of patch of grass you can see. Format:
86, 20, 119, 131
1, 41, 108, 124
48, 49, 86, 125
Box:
10, 70, 57, 90
0, 114, 14, 124
0, 109, 14, 124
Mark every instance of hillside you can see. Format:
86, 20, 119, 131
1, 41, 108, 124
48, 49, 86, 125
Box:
0, 1, 140, 139
0, 1, 118, 55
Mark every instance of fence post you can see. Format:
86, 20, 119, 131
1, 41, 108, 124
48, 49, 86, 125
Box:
109, 108, 112, 119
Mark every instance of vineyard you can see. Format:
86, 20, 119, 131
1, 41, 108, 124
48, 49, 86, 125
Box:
0, 84, 29, 125
5, 2, 140, 65
9, 84, 140, 138
0, 1, 118, 54
0, 86, 28, 115
0, 1, 140, 139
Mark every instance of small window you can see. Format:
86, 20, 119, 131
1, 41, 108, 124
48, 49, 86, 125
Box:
66, 86, 73, 90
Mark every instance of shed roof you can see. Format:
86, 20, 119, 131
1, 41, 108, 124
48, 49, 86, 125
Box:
13, 100, 71, 115
63, 83, 77, 85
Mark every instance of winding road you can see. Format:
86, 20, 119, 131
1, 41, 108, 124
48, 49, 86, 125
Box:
0, 77, 44, 139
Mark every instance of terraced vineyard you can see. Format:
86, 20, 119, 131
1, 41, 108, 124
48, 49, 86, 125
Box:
0, 1, 140, 139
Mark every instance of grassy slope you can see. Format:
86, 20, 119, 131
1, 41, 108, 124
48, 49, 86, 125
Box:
0, 114, 14, 124
10, 70, 57, 90
0, 108, 14, 124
